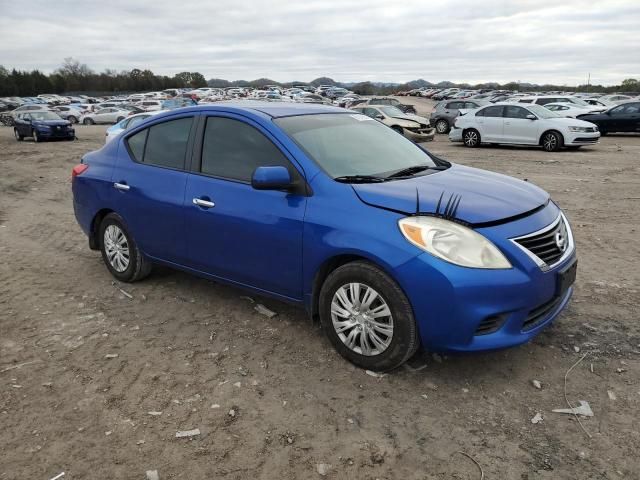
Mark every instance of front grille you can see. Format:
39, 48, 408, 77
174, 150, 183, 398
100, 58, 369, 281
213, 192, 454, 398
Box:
522, 295, 563, 331
513, 216, 570, 269
474, 314, 507, 336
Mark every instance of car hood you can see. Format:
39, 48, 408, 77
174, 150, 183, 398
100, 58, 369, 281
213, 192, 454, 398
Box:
33, 120, 70, 127
351, 164, 549, 225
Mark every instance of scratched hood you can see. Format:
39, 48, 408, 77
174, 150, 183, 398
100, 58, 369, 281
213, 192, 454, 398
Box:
352, 164, 549, 225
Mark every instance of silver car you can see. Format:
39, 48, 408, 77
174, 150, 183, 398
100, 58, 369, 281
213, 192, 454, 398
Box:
81, 107, 131, 125
352, 105, 435, 142
430, 99, 487, 134
51, 106, 83, 124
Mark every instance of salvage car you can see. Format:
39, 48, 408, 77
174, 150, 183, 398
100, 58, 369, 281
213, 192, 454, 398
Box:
352, 105, 435, 142
14, 111, 75, 142
430, 100, 487, 134
72, 102, 577, 371
362, 97, 417, 114
105, 111, 163, 143
576, 101, 640, 134
450, 103, 600, 151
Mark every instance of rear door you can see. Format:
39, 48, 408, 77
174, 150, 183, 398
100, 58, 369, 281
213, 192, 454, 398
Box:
112, 114, 196, 264
474, 105, 504, 141
502, 105, 538, 144
183, 113, 306, 299
610, 103, 640, 132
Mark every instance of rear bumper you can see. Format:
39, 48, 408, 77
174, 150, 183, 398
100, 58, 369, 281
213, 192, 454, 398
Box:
448, 127, 463, 142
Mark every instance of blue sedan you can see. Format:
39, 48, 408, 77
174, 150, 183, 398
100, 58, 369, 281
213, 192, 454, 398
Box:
72, 102, 576, 371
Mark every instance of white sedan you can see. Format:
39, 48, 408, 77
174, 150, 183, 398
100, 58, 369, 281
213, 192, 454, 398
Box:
104, 111, 163, 143
81, 107, 132, 125
543, 102, 603, 118
449, 103, 600, 151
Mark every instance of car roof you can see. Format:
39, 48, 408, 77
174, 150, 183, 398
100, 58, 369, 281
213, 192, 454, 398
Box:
154, 101, 348, 119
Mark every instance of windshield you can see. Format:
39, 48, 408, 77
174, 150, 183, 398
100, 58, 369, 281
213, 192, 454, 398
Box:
526, 104, 560, 119
275, 113, 436, 178
31, 111, 62, 121
379, 106, 405, 117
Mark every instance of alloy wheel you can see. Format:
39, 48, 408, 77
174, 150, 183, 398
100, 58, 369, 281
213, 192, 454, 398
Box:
330, 283, 394, 356
103, 225, 130, 272
463, 130, 479, 147
436, 120, 448, 133
543, 133, 558, 151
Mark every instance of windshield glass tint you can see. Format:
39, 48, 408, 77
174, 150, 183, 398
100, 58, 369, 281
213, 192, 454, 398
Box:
31, 112, 61, 120
526, 104, 560, 119
275, 113, 435, 178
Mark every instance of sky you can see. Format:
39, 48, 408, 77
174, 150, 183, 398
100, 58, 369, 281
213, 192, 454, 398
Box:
1, 0, 639, 86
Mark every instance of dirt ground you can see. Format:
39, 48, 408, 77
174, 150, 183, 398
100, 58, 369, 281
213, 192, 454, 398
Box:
1, 99, 639, 480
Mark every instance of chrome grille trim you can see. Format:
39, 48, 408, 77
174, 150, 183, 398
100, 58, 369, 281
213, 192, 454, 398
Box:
510, 213, 574, 272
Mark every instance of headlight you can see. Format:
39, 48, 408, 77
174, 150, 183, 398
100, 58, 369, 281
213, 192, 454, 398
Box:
568, 126, 589, 132
398, 216, 512, 269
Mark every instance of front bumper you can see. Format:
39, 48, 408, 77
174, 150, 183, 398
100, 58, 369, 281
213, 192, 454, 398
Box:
404, 127, 436, 142
563, 131, 600, 146
393, 203, 576, 352
38, 127, 75, 139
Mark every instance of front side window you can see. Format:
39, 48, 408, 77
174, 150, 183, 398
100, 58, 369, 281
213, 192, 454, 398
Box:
125, 117, 193, 169
200, 117, 291, 182
504, 106, 531, 119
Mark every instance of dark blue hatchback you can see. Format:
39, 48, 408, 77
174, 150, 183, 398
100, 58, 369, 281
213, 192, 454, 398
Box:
72, 102, 576, 371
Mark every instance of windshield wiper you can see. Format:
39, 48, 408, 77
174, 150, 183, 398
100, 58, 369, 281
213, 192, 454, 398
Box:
334, 175, 388, 184
386, 165, 447, 179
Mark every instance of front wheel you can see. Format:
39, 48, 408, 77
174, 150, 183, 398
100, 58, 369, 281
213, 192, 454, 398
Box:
541, 131, 562, 152
391, 126, 404, 135
319, 261, 419, 371
33, 129, 40, 142
99, 213, 152, 282
463, 128, 480, 147
116, 117, 125, 122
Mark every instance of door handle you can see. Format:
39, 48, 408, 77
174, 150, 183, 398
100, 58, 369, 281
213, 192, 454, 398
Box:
114, 182, 130, 191
193, 198, 215, 208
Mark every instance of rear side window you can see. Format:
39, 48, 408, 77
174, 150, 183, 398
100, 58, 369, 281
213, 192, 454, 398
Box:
126, 117, 193, 169
200, 117, 291, 182
477, 106, 503, 117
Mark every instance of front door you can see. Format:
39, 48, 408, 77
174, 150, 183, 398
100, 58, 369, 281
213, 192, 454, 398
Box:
184, 114, 306, 300
503, 105, 538, 144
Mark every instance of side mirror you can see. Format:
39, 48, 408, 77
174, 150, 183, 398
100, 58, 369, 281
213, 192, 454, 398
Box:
375, 114, 385, 121
251, 166, 292, 191
526, 114, 537, 120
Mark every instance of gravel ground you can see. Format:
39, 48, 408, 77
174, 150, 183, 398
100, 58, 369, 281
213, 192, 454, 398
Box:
1, 100, 639, 479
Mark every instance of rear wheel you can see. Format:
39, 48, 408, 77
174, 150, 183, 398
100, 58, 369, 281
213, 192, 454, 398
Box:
463, 128, 480, 147
99, 213, 152, 283
541, 131, 563, 152
14, 129, 23, 141
319, 261, 419, 371
68, 115, 78, 124
435, 119, 449, 134
83, 118, 94, 125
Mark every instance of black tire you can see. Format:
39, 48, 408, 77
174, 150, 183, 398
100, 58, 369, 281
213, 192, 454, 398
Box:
32, 129, 40, 142
391, 126, 404, 135
435, 119, 449, 134
14, 129, 23, 141
541, 130, 563, 152
68, 116, 78, 124
99, 213, 152, 283
463, 128, 481, 147
83, 118, 94, 125
318, 261, 419, 371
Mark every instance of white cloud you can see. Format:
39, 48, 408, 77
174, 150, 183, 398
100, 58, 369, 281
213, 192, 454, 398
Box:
0, 0, 638, 85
